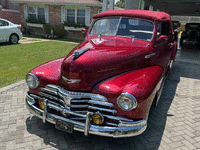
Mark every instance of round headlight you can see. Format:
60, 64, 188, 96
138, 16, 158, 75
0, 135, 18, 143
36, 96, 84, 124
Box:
117, 93, 137, 111
26, 73, 39, 89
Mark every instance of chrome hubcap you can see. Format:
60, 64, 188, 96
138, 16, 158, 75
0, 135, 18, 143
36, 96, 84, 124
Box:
11, 35, 18, 44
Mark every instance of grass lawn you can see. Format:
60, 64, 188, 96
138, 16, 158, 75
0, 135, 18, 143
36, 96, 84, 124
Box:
0, 41, 78, 88
23, 34, 83, 43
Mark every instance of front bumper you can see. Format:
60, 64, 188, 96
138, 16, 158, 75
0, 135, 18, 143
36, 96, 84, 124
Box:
26, 94, 147, 138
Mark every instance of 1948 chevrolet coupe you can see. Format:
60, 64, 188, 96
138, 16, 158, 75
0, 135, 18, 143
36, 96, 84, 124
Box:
25, 10, 177, 138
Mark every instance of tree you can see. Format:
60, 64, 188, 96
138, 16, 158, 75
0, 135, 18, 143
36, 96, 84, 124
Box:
115, 0, 126, 8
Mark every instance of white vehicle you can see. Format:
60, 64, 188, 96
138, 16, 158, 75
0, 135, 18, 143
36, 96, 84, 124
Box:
0, 18, 22, 44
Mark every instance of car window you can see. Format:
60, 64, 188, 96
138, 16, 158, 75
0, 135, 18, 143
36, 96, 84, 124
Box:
156, 22, 171, 39
90, 17, 154, 41
0, 20, 9, 26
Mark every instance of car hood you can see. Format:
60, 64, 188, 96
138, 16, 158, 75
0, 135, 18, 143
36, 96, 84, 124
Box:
61, 36, 151, 91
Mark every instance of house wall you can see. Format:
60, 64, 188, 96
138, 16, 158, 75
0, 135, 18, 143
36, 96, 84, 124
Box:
49, 5, 61, 25
18, 4, 26, 27
0, 0, 19, 10
0, 5, 21, 24
18, 4, 100, 40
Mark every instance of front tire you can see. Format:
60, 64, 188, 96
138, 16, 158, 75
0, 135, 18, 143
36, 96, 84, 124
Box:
9, 34, 19, 44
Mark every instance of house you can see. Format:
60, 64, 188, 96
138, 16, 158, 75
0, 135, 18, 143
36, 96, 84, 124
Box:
10, 0, 102, 39
0, 0, 19, 10
0, 0, 20, 24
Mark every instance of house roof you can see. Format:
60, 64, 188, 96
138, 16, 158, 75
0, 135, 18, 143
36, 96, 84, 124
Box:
93, 10, 171, 22
10, 0, 102, 6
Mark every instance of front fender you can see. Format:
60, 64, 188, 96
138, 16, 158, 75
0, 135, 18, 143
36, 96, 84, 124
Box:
93, 66, 164, 119
28, 57, 65, 95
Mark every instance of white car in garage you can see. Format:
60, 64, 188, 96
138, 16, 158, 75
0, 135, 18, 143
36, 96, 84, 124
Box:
0, 18, 22, 44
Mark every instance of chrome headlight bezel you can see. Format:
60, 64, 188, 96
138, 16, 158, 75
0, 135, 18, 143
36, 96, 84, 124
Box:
26, 73, 39, 89
117, 93, 137, 111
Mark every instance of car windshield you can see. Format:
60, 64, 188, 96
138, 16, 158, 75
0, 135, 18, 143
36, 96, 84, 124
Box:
90, 17, 154, 41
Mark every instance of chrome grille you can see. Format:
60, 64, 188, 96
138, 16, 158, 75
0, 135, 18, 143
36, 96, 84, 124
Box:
36, 84, 133, 127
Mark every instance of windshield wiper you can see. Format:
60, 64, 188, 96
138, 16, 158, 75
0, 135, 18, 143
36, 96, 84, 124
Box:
116, 35, 136, 38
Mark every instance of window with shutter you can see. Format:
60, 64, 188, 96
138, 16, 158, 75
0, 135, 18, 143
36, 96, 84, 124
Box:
27, 6, 46, 23
64, 7, 90, 26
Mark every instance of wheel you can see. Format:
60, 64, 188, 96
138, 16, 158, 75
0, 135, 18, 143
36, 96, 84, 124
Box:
9, 34, 19, 44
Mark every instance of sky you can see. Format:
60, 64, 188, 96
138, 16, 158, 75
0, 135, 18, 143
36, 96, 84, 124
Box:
115, 0, 120, 4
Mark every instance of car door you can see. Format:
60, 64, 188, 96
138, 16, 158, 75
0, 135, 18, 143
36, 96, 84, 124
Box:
154, 21, 174, 73
0, 20, 10, 42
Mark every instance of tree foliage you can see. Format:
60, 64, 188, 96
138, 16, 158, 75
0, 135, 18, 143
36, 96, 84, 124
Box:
115, 0, 125, 8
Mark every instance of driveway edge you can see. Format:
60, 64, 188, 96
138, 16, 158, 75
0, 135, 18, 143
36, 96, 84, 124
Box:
0, 80, 26, 93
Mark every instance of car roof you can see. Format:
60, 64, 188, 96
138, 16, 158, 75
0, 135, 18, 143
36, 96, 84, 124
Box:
93, 10, 170, 22
0, 18, 12, 24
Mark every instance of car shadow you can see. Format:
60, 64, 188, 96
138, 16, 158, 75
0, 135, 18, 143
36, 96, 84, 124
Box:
25, 60, 199, 150
0, 42, 20, 46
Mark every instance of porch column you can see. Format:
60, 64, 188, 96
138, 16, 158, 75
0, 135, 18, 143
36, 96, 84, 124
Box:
109, 0, 114, 10
102, 0, 108, 12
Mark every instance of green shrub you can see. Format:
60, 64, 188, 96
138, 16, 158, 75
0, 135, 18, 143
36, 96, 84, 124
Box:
26, 17, 38, 23
26, 17, 45, 24
38, 18, 45, 24
63, 21, 86, 28
43, 23, 52, 35
53, 24, 65, 38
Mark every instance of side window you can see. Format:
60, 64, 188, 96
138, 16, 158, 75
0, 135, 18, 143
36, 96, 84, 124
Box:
156, 23, 161, 39
157, 22, 171, 39
161, 22, 171, 36
0, 20, 9, 26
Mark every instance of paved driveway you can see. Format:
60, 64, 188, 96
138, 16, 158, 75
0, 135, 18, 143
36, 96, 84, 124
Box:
0, 49, 200, 150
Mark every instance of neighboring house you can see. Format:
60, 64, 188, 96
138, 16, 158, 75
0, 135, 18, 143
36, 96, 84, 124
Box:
0, 0, 19, 10
0, 0, 20, 24
10, 0, 102, 39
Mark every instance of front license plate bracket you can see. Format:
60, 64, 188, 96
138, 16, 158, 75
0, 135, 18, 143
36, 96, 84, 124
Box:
55, 120, 73, 133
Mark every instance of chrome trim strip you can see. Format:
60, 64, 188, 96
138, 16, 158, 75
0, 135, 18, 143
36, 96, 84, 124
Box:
88, 100, 114, 107
88, 106, 117, 113
74, 111, 88, 114
84, 112, 90, 136
39, 92, 67, 107
69, 117, 85, 120
119, 120, 147, 127
43, 99, 47, 123
26, 95, 147, 138
26, 93, 35, 103
71, 100, 89, 103
103, 114, 133, 122
41, 88, 57, 95
39, 92, 59, 100
71, 105, 88, 108
145, 53, 156, 59
105, 122, 118, 127
45, 84, 107, 102
73, 48, 90, 59
62, 76, 81, 84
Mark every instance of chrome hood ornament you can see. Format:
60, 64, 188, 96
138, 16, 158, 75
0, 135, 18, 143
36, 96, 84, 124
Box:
62, 76, 81, 84
73, 48, 90, 59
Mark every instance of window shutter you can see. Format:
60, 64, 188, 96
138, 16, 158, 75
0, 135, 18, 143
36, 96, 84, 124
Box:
45, 6, 49, 23
61, 6, 66, 23
85, 7, 90, 26
24, 4, 28, 19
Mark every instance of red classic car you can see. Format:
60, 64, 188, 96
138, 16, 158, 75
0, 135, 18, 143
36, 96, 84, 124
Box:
25, 10, 177, 138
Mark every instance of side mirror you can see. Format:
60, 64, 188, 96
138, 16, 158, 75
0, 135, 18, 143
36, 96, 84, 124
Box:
82, 28, 87, 34
157, 35, 168, 42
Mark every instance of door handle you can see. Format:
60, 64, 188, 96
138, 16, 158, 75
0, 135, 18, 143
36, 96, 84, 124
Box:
145, 53, 156, 59
169, 42, 174, 49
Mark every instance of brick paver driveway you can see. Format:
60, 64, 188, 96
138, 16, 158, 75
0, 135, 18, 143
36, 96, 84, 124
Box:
0, 49, 200, 150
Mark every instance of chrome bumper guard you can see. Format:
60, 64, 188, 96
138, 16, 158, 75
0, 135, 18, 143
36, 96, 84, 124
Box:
26, 94, 147, 138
